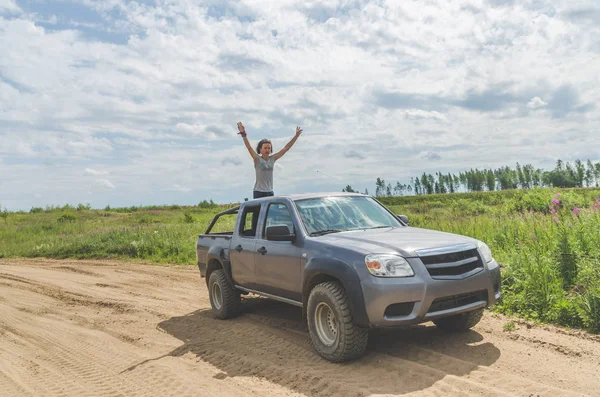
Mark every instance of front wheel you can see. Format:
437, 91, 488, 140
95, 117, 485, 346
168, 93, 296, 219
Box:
434, 308, 484, 332
307, 281, 368, 362
208, 269, 242, 319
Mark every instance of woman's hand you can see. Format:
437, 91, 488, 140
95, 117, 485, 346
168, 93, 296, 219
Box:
237, 122, 247, 137
295, 126, 303, 137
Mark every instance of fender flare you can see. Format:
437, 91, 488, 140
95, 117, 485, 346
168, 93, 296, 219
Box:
302, 258, 369, 327
206, 246, 234, 286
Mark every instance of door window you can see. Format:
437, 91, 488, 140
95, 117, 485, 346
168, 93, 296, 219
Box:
263, 203, 294, 237
239, 205, 261, 238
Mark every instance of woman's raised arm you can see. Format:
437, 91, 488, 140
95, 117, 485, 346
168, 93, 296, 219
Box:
238, 122, 258, 161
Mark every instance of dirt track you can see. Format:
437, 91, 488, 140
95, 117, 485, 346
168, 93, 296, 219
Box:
1, 258, 599, 397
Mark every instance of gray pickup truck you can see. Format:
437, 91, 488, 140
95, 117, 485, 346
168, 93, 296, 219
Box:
196, 192, 501, 362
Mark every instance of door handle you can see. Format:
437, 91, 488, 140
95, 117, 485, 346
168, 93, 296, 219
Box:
257, 246, 267, 255
235, 245, 243, 252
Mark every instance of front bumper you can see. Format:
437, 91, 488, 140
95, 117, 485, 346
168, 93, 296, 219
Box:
361, 258, 501, 327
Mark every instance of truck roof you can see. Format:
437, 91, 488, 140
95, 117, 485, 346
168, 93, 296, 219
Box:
210, 192, 368, 219
247, 191, 366, 202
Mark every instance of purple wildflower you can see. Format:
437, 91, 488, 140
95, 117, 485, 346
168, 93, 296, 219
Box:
556, 193, 561, 197
552, 198, 560, 206
573, 207, 580, 215
553, 216, 559, 223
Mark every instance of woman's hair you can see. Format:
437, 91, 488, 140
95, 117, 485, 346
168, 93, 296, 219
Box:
256, 139, 273, 154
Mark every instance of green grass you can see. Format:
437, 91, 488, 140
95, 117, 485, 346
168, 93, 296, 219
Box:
1, 187, 599, 333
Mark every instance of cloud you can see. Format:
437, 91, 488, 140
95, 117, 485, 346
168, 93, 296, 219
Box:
175, 123, 233, 139
563, 8, 600, 25
0, 0, 21, 14
84, 168, 109, 176
453, 87, 522, 112
419, 151, 442, 161
344, 150, 366, 160
222, 157, 242, 166
97, 179, 115, 189
403, 109, 447, 122
527, 97, 548, 109
172, 184, 192, 193
15, 141, 36, 157
547, 85, 594, 118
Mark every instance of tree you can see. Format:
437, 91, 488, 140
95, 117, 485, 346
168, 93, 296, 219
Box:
375, 178, 386, 196
342, 185, 357, 193
585, 160, 594, 187
414, 178, 422, 195
575, 159, 585, 187
485, 169, 495, 191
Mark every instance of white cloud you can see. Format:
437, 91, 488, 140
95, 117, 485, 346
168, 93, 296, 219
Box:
15, 141, 36, 157
84, 168, 109, 176
403, 109, 448, 122
0, 0, 21, 14
171, 184, 192, 193
527, 96, 548, 109
420, 151, 442, 161
97, 179, 115, 189
175, 123, 233, 140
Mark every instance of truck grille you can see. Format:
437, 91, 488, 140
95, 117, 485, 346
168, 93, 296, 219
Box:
428, 290, 487, 313
420, 248, 483, 279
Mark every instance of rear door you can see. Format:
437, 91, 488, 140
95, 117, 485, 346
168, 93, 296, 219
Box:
229, 204, 261, 289
254, 201, 303, 302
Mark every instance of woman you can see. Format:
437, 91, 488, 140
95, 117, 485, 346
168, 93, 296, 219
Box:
237, 121, 303, 199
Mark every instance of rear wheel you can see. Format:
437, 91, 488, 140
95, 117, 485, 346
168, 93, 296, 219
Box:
208, 269, 242, 319
307, 281, 368, 362
434, 308, 484, 332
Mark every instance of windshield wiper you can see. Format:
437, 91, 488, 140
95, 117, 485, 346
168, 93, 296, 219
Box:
366, 225, 395, 230
309, 229, 344, 236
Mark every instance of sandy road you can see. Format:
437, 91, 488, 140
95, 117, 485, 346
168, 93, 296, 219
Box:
0, 258, 599, 397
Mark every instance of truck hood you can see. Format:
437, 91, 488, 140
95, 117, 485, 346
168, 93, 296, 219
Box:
316, 226, 479, 257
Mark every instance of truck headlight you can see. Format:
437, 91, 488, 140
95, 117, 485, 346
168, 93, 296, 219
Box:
365, 254, 414, 277
477, 241, 493, 263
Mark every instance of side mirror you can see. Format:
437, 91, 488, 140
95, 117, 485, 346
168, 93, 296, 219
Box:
397, 214, 409, 225
266, 225, 296, 242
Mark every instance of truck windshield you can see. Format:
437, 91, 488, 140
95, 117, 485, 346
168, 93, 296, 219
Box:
294, 196, 401, 236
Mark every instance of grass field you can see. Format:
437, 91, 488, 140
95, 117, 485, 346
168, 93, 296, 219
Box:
1, 187, 599, 332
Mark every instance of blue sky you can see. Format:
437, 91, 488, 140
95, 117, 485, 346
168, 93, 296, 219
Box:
0, 0, 599, 211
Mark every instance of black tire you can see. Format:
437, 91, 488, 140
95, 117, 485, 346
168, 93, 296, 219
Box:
434, 308, 484, 332
208, 269, 242, 319
307, 281, 368, 362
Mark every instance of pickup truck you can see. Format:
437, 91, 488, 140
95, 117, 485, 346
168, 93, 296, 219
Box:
196, 192, 501, 362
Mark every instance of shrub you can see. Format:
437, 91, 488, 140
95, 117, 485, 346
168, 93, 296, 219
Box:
198, 199, 218, 209
57, 213, 77, 223
183, 212, 195, 223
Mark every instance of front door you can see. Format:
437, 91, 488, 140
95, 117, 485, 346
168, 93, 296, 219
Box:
254, 202, 303, 302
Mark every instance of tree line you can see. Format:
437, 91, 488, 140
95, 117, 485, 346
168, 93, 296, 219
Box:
342, 159, 600, 196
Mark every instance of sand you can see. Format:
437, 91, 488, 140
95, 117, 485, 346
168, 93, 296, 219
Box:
1, 258, 599, 397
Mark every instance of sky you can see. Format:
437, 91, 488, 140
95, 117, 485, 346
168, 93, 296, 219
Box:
1, 0, 599, 211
